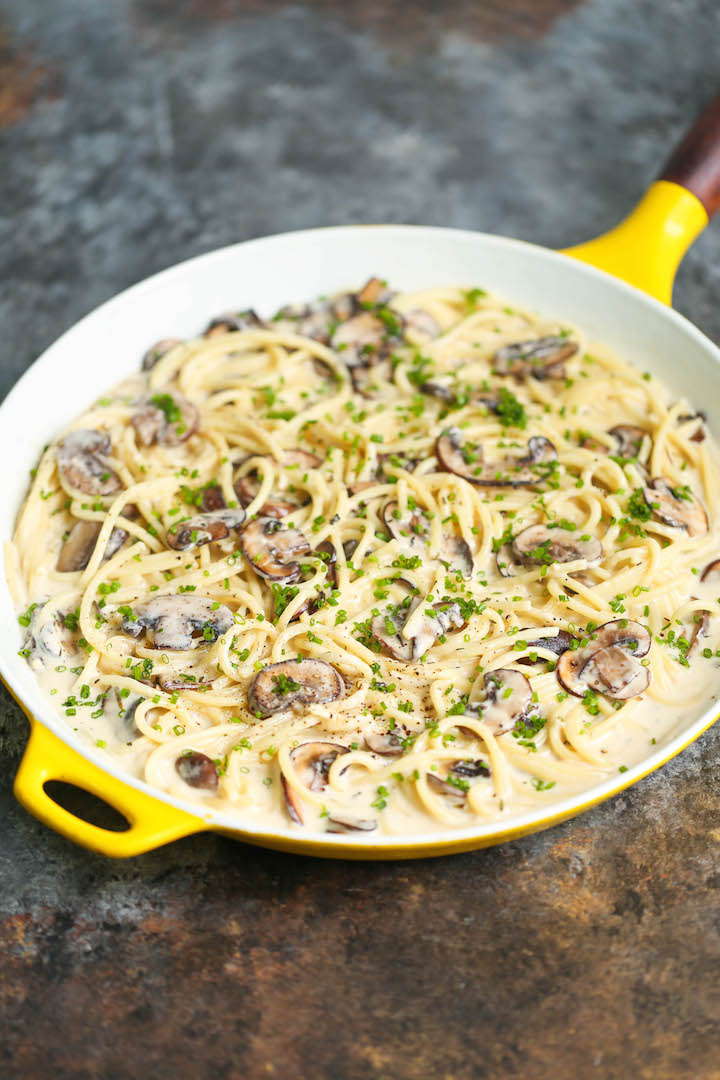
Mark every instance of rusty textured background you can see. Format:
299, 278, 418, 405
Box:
2, 1, 720, 1077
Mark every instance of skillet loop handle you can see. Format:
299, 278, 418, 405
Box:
660, 91, 720, 218
14, 719, 202, 857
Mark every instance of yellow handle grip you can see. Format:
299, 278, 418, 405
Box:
562, 179, 708, 304
14, 717, 202, 856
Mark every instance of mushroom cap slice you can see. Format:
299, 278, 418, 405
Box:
240, 517, 311, 583
57, 520, 128, 572
233, 448, 320, 519
281, 740, 350, 824
403, 308, 440, 343
441, 536, 474, 579
609, 425, 647, 460
122, 595, 234, 650
142, 338, 183, 371
372, 599, 466, 662
510, 524, 602, 572
701, 558, 720, 584
175, 751, 219, 791
364, 730, 404, 756
166, 508, 246, 551
382, 500, 431, 550
326, 816, 378, 833
493, 336, 578, 379
436, 428, 557, 487
331, 309, 403, 368
356, 276, 394, 307
556, 619, 651, 699
451, 759, 490, 778
643, 478, 708, 537
351, 360, 394, 399
467, 668, 534, 735
204, 309, 265, 336
248, 658, 346, 717
426, 772, 467, 808
517, 629, 578, 665
421, 375, 458, 404
56, 430, 122, 496
131, 392, 199, 447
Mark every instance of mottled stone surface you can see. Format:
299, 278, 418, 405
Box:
1, 1, 720, 1077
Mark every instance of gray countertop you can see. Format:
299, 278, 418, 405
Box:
2, 1, 720, 1077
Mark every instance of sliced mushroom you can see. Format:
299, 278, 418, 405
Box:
121, 595, 234, 650
441, 536, 474, 579
326, 816, 378, 833
364, 730, 404, 756
465, 669, 534, 735
56, 430, 122, 496
451, 759, 490, 778
372, 599, 466, 662
331, 311, 396, 368
351, 360, 394, 398
115, 690, 143, 740
421, 375, 458, 404
678, 411, 707, 443
204, 309, 265, 337
22, 606, 76, 672
248, 658, 345, 717
557, 619, 651, 700
609, 425, 647, 460
57, 520, 128, 572
240, 518, 311, 583
403, 309, 440, 342
175, 751, 219, 791
493, 336, 578, 379
157, 675, 211, 693
131, 392, 199, 447
382, 500, 430, 550
496, 523, 602, 577
281, 740, 349, 824
643, 478, 708, 537
517, 629, 578, 665
275, 293, 354, 343
688, 612, 711, 657
701, 559, 720, 584
166, 508, 246, 551
198, 483, 227, 512
141, 338, 183, 371
426, 772, 467, 808
436, 428, 557, 487
356, 276, 394, 307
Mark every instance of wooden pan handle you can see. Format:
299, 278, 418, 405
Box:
660, 92, 720, 217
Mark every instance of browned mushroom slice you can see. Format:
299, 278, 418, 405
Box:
197, 484, 227, 512
234, 449, 320, 519
493, 336, 578, 379
517, 629, 578, 665
451, 759, 490, 778
688, 612, 711, 657
426, 772, 467, 807
403, 309, 441, 342
22, 606, 76, 671
240, 518, 311, 583
281, 740, 350, 824
701, 558, 720, 583
356, 276, 394, 307
175, 751, 219, 791
57, 520, 128, 572
204, 309, 265, 337
497, 524, 603, 579
421, 375, 458, 404
351, 360, 394, 398
557, 619, 651, 700
372, 599, 466, 662
609, 425, 647, 460
56, 430, 122, 496
441, 536, 473, 579
326, 816, 378, 833
331, 311, 394, 368
248, 658, 345, 717
122, 595, 234, 650
465, 669, 534, 735
677, 411, 707, 443
382, 500, 431, 550
364, 730, 404, 756
166, 508, 246, 551
141, 338, 183, 371
643, 478, 708, 537
436, 428, 557, 487
131, 392, 199, 447
157, 675, 214, 692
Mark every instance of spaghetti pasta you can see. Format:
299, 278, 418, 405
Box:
7, 278, 720, 836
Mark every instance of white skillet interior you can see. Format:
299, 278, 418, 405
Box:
2, 224, 719, 852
